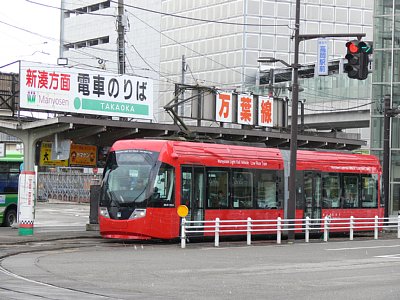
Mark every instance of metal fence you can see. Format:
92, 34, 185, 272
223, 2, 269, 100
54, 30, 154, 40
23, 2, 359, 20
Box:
37, 169, 101, 203
180, 216, 400, 248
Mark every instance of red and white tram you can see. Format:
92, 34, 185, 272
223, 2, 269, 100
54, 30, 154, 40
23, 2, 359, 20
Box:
98, 139, 382, 240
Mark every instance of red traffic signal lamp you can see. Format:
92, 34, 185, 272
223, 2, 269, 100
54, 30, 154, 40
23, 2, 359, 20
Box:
345, 40, 372, 80
347, 41, 359, 54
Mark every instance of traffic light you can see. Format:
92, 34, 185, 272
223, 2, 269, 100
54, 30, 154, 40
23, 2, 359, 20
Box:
345, 40, 373, 80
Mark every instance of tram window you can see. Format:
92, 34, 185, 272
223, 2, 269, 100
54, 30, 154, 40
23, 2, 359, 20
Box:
149, 163, 175, 207
232, 171, 253, 209
181, 169, 192, 207
108, 166, 132, 191
361, 175, 378, 208
322, 173, 341, 208
207, 169, 228, 208
343, 175, 360, 208
256, 171, 278, 209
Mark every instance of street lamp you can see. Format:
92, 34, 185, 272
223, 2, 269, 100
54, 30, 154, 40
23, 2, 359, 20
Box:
257, 57, 292, 68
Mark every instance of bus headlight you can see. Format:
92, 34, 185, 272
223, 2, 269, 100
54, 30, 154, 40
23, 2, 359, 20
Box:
129, 209, 146, 220
99, 207, 110, 218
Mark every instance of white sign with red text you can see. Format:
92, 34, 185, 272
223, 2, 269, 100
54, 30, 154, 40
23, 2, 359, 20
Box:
237, 94, 254, 125
215, 92, 233, 122
18, 171, 35, 235
258, 96, 274, 127
19, 61, 153, 119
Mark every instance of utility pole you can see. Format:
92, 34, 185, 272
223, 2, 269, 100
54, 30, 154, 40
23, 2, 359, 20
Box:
299, 99, 305, 133
268, 68, 275, 96
117, 0, 125, 74
287, 0, 301, 242
383, 94, 391, 222
180, 55, 186, 116
383, 94, 400, 221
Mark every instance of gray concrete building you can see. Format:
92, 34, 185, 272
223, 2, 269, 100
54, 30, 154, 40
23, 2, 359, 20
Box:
59, 0, 373, 121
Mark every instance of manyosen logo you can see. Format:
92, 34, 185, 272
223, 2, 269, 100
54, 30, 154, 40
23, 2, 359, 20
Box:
27, 91, 36, 103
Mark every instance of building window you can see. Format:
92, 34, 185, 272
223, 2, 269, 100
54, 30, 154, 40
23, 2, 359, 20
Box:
64, 1, 111, 18
63, 36, 110, 51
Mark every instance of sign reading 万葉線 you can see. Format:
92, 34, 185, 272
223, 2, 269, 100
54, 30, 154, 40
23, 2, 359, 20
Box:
19, 61, 153, 120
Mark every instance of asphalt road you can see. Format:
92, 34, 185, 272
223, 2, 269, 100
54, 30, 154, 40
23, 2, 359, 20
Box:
1, 237, 400, 299
0, 202, 400, 299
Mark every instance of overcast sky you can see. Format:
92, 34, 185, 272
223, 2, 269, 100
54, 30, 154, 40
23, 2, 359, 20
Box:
0, 0, 61, 73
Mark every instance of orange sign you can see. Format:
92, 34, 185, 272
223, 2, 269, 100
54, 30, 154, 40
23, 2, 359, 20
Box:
69, 144, 97, 167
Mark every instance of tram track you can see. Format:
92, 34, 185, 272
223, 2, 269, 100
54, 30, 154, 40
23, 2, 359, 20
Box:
0, 268, 122, 299
0, 240, 128, 300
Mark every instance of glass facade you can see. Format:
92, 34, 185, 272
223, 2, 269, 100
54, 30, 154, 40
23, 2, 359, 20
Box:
372, 0, 400, 213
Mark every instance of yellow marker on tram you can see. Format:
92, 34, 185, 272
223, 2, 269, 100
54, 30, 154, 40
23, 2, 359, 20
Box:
177, 205, 188, 218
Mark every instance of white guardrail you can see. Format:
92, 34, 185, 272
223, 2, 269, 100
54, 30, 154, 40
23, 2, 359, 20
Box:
180, 216, 400, 248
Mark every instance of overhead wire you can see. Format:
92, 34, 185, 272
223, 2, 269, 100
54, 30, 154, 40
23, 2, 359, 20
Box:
125, 10, 258, 83
26, 0, 116, 17
128, 39, 176, 84
6, 1, 272, 86
109, 0, 290, 28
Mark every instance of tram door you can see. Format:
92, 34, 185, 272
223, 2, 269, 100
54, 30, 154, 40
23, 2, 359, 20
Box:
181, 166, 205, 226
303, 171, 322, 221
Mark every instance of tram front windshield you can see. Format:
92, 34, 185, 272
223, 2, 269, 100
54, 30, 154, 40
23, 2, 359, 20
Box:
101, 150, 159, 208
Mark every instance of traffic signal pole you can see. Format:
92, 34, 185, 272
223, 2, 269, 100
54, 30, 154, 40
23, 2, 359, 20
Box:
286, 0, 367, 242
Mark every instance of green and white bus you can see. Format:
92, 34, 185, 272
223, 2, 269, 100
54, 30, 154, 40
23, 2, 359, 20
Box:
0, 151, 23, 227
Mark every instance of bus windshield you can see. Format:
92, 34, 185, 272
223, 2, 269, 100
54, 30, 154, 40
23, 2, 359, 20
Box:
101, 150, 159, 207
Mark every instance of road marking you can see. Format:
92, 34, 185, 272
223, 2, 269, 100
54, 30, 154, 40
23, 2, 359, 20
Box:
326, 244, 400, 251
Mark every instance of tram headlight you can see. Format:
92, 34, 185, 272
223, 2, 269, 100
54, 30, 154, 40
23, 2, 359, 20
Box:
129, 209, 146, 220
99, 207, 110, 218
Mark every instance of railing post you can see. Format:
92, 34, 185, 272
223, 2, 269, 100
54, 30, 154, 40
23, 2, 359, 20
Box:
305, 216, 310, 243
247, 217, 252, 246
398, 215, 400, 239
350, 216, 354, 241
277, 217, 282, 244
215, 218, 220, 247
181, 218, 186, 249
324, 216, 329, 242
374, 215, 379, 240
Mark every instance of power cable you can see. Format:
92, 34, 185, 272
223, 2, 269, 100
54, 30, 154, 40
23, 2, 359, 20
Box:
26, 0, 116, 17
126, 10, 257, 82
128, 40, 176, 84
110, 0, 290, 28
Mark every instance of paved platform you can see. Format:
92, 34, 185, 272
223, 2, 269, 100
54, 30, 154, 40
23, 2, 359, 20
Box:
0, 200, 100, 246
